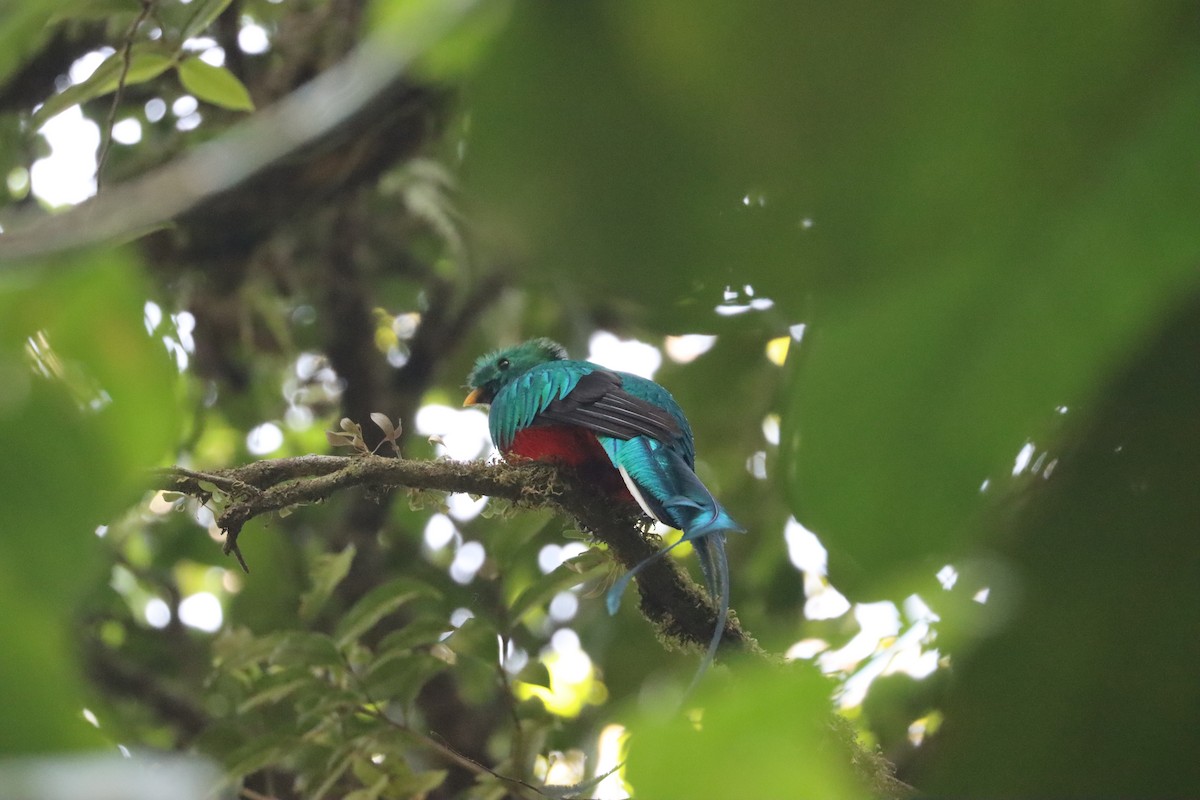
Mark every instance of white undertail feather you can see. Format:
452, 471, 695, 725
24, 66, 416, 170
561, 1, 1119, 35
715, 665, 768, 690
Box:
618, 464, 663, 524
618, 465, 729, 695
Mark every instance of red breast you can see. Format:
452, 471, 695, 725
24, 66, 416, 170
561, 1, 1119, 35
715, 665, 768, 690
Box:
506, 426, 636, 505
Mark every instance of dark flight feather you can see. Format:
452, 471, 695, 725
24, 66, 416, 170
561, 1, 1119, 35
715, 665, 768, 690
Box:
535, 370, 682, 443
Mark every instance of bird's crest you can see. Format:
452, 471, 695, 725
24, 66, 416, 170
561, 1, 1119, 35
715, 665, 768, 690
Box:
466, 338, 570, 404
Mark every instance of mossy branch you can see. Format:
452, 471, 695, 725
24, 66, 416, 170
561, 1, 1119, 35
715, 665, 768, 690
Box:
157, 454, 756, 656
158, 454, 915, 797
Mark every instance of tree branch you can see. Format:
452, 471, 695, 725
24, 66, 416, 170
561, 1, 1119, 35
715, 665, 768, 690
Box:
156, 454, 756, 655
0, 0, 480, 264
155, 456, 920, 796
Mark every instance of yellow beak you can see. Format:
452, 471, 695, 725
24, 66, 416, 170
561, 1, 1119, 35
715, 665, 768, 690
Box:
463, 387, 485, 407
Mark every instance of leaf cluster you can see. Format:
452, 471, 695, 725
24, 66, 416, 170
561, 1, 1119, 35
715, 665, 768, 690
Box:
33, 0, 252, 130
327, 414, 403, 457
202, 573, 451, 799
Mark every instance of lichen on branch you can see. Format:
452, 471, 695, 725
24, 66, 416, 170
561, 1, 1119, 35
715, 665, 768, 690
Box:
157, 453, 755, 655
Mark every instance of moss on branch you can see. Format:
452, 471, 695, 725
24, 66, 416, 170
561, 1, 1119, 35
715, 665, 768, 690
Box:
157, 454, 756, 655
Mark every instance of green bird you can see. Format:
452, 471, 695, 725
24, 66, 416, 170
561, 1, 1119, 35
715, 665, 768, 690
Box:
466, 337, 742, 678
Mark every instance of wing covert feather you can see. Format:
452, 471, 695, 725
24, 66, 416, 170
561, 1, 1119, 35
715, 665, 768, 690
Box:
536, 370, 683, 443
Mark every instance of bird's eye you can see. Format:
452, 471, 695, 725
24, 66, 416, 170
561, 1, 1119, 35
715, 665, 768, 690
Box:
497, 357, 511, 370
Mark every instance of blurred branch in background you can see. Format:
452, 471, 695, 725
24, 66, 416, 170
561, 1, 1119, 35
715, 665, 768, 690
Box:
0, 0, 479, 263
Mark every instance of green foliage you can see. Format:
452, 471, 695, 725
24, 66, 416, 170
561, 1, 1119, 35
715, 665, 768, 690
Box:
2, 0, 1198, 797
205, 620, 457, 796
0, 2, 60, 88
177, 0, 235, 42
300, 544, 358, 622
200, 550, 564, 798
176, 57, 255, 112
627, 662, 867, 799
774, 7, 1200, 586
0, 251, 178, 753
25, 0, 254, 132
917, 309, 1200, 796
507, 548, 609, 626
332, 578, 441, 649
32, 46, 175, 127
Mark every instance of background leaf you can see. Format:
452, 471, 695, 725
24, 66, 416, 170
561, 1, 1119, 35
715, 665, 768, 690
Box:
775, 5, 1200, 588
179, 0, 234, 41
0, 250, 178, 753
917, 301, 1200, 796
176, 57, 255, 112
299, 544, 357, 621
626, 662, 868, 799
507, 549, 608, 625
33, 46, 174, 127
333, 578, 440, 649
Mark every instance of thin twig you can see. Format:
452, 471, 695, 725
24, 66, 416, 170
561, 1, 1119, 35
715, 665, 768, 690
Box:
225, 538, 251, 573
382, 709, 551, 800
97, 0, 154, 192
167, 466, 264, 498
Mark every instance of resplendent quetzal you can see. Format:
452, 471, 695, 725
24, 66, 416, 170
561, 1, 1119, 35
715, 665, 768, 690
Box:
465, 337, 742, 676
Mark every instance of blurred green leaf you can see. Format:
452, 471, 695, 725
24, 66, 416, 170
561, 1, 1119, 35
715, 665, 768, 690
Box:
390, 768, 448, 797
300, 544, 357, 622
361, 651, 446, 708
0, 250, 177, 754
310, 751, 355, 800
229, 523, 306, 632
176, 57, 255, 112
774, 5, 1200, 589
0, 252, 179, 502
270, 631, 343, 669
370, 0, 511, 77
33, 45, 175, 127
348, 755, 448, 800
464, 3, 1200, 596
49, 0, 133, 22
179, 0, 234, 41
334, 577, 440, 649
0, 3, 56, 89
375, 619, 451, 657
464, 3, 815, 331
213, 628, 285, 672
919, 304, 1200, 795
507, 549, 607, 625
440, 615, 495, 660
225, 733, 296, 778
0, 576, 105, 754
342, 773, 388, 800
626, 661, 867, 799
236, 670, 313, 713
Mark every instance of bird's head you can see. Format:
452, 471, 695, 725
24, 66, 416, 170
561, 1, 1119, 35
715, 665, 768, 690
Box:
464, 337, 568, 406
